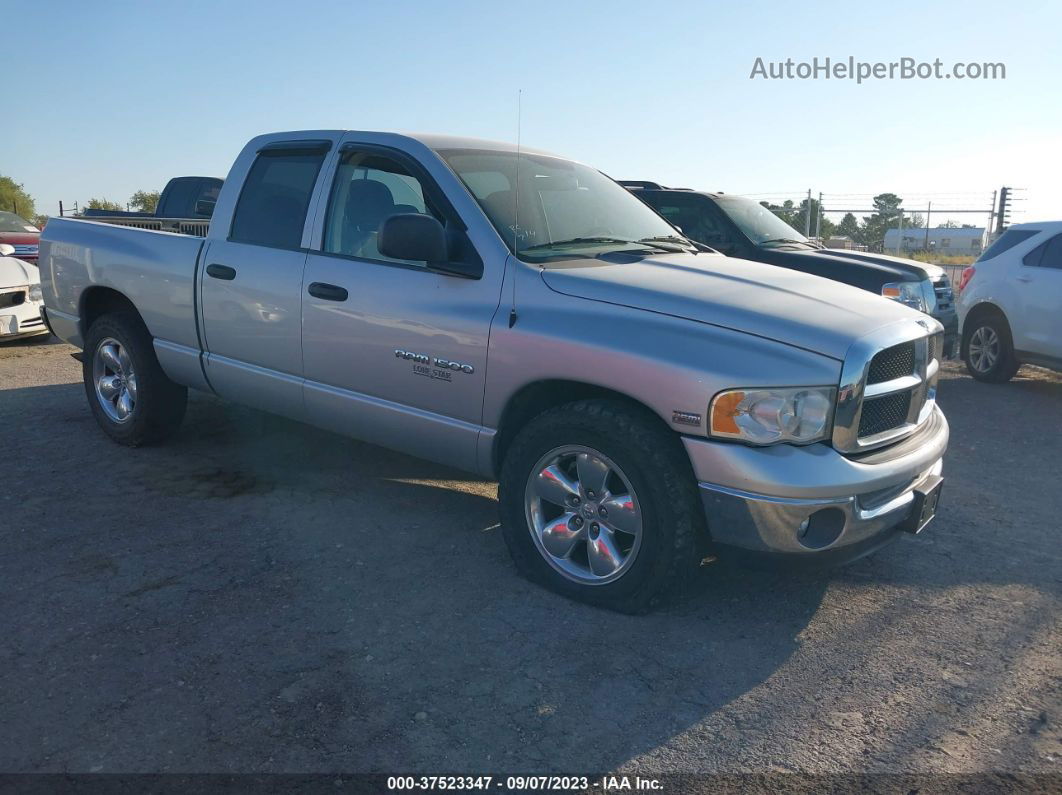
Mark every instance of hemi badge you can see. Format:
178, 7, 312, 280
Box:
672, 411, 702, 427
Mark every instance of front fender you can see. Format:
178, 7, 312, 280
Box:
482, 267, 842, 440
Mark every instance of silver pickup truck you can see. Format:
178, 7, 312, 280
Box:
39, 130, 949, 612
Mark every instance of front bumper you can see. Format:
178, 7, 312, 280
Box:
685, 404, 948, 563
0, 296, 48, 340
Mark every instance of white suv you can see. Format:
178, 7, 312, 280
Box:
957, 221, 1062, 382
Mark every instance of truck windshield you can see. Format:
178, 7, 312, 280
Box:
0, 212, 37, 233
439, 149, 691, 261
712, 195, 810, 246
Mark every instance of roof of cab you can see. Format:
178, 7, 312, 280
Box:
255, 129, 561, 158
403, 132, 558, 157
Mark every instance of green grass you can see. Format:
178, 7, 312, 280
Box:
889, 251, 977, 266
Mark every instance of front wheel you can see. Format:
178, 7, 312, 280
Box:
83, 312, 187, 446
963, 315, 1019, 383
498, 400, 706, 613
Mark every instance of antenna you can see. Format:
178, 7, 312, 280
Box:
509, 89, 522, 328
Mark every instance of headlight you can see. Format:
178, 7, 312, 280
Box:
709, 386, 835, 445
27, 284, 42, 302
882, 281, 927, 312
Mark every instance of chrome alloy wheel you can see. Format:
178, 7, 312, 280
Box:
524, 445, 643, 585
93, 337, 137, 423
969, 325, 1000, 373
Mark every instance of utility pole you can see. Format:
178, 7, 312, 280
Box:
814, 192, 822, 240
804, 189, 812, 237
895, 211, 904, 254
924, 201, 931, 250
988, 190, 997, 239
995, 186, 1011, 234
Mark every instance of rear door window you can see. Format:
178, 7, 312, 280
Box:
230, 148, 328, 249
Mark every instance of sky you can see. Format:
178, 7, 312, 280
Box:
6, 0, 1061, 227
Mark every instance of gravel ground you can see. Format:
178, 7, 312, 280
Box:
0, 335, 1059, 776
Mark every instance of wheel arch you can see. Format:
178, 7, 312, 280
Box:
960, 300, 1011, 357
79, 286, 144, 338
491, 379, 674, 478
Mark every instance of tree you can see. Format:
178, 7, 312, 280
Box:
86, 198, 125, 212
0, 175, 36, 219
791, 197, 835, 239
836, 212, 861, 242
937, 220, 960, 229
129, 189, 161, 214
862, 192, 903, 250
907, 212, 925, 228
760, 199, 796, 226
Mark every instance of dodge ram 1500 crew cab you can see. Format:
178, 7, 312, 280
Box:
40, 130, 949, 612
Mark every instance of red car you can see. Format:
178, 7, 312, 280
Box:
0, 211, 40, 263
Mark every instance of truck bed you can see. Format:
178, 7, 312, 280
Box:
78, 216, 211, 236
40, 217, 205, 357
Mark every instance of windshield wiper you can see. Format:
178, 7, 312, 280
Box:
635, 235, 698, 252
522, 237, 635, 251
759, 237, 812, 247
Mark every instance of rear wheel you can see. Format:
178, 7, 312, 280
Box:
963, 313, 1020, 383
498, 399, 705, 613
83, 312, 187, 446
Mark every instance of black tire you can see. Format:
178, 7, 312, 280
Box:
498, 399, 707, 613
82, 312, 187, 446
962, 312, 1020, 383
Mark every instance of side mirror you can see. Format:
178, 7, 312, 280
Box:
379, 213, 448, 264
0, 243, 14, 257
378, 213, 482, 278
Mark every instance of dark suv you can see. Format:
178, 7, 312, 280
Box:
622, 182, 957, 355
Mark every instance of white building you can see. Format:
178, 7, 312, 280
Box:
883, 226, 987, 255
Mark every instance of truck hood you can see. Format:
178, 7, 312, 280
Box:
0, 255, 40, 289
808, 248, 941, 281
540, 252, 924, 361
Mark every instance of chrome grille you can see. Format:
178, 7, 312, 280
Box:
832, 318, 942, 454
928, 332, 944, 365
933, 274, 953, 311
867, 342, 915, 384
859, 391, 912, 436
